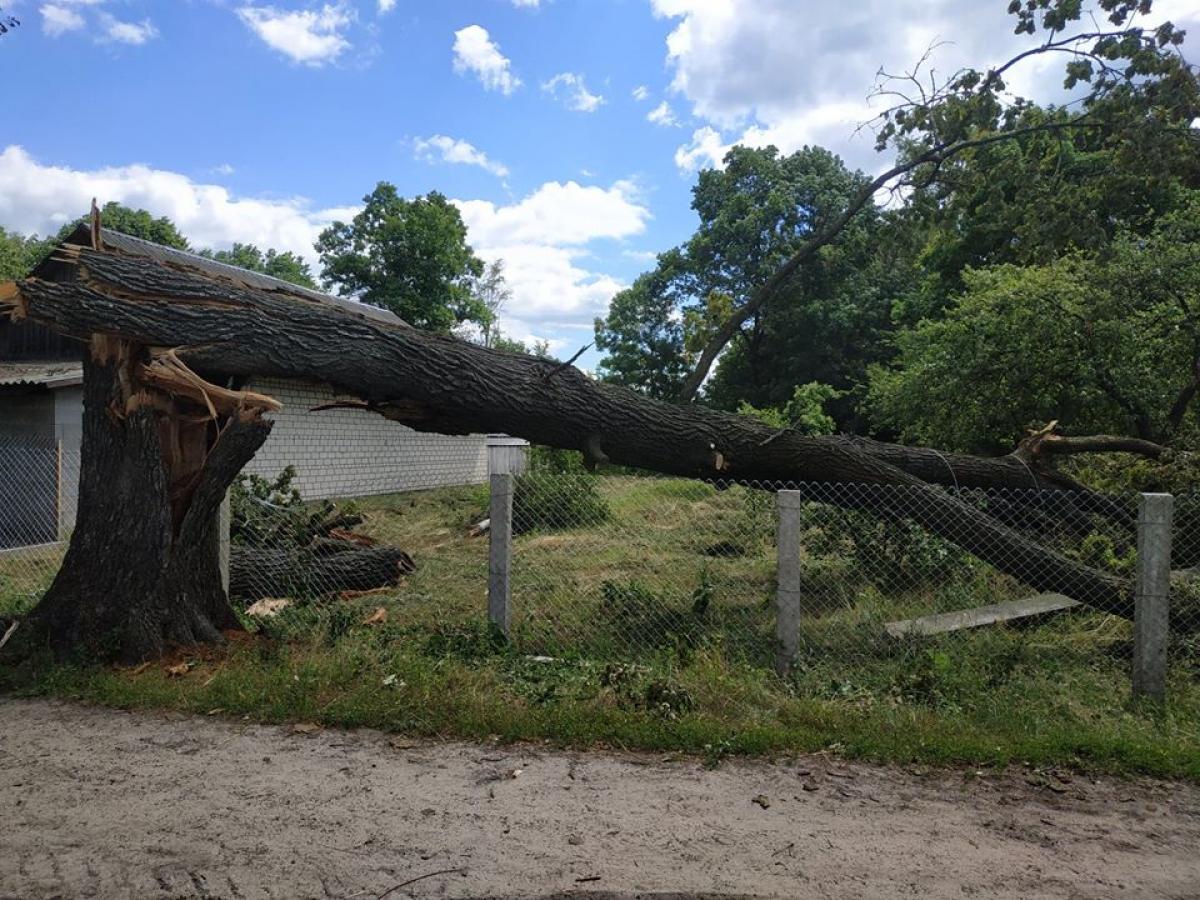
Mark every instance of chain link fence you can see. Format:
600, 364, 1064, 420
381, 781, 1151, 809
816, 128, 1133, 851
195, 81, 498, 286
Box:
0, 436, 78, 619
2, 435, 1196, 700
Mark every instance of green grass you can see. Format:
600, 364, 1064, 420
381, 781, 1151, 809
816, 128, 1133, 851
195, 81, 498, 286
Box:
0, 543, 64, 618
2, 477, 1198, 780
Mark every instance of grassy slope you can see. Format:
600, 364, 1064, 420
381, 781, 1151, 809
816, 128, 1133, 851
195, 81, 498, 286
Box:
2, 478, 1198, 779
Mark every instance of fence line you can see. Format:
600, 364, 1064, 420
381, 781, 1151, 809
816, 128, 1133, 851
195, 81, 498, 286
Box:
1, 431, 1196, 704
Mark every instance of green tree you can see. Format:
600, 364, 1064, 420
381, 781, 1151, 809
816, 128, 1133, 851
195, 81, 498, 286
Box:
594, 251, 692, 399
468, 259, 511, 347
316, 184, 488, 332
56, 202, 190, 250
198, 243, 317, 290
674, 0, 1198, 402
894, 103, 1200, 324
868, 194, 1200, 452
492, 333, 552, 358
595, 145, 905, 420
737, 382, 845, 436
0, 227, 53, 280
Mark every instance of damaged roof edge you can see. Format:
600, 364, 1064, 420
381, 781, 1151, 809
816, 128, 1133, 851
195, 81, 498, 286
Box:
0, 361, 84, 388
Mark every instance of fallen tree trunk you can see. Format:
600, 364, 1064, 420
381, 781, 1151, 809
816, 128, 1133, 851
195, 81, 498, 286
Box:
3, 246, 1182, 636
230, 545, 416, 601
5, 248, 1115, 492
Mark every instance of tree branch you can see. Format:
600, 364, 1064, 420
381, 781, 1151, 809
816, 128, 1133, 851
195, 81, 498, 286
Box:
676, 120, 1102, 403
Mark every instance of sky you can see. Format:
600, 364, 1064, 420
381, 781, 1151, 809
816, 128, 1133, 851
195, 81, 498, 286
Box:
1, 0, 1198, 362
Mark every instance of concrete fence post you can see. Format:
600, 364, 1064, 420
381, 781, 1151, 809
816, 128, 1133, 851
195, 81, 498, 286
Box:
775, 490, 804, 676
489, 472, 514, 636
218, 489, 232, 596
1133, 492, 1173, 701
487, 435, 529, 478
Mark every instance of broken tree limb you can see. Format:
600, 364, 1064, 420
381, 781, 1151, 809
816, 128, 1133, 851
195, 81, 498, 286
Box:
6, 247, 1189, 624
230, 545, 416, 601
1022, 430, 1169, 460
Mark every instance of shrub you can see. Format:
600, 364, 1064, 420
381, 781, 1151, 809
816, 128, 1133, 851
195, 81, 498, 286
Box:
526, 444, 588, 473
597, 576, 715, 652
513, 473, 609, 533
801, 504, 967, 592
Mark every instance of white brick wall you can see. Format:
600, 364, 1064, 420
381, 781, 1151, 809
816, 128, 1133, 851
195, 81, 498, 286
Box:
243, 377, 490, 500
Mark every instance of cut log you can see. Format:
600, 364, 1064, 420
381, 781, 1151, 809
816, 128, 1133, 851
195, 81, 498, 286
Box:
5, 245, 1190, 635
230, 545, 416, 601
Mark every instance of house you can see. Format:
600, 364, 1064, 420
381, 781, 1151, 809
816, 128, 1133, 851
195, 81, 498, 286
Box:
0, 226, 525, 549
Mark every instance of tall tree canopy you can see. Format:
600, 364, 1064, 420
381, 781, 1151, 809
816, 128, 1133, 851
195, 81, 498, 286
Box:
316, 184, 489, 332
893, 103, 1200, 324
58, 202, 191, 250
466, 259, 511, 348
0, 228, 52, 281
199, 243, 317, 290
595, 145, 902, 423
869, 193, 1200, 453
667, 0, 1199, 403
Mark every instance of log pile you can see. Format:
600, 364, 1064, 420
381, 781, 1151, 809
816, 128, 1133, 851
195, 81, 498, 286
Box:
229, 496, 415, 602
231, 544, 416, 602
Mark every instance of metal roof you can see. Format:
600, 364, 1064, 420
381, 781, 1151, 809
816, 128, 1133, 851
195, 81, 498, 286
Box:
0, 360, 83, 389
57, 224, 407, 328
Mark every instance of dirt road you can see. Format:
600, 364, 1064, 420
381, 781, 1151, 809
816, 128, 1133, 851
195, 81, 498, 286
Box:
1, 699, 1198, 899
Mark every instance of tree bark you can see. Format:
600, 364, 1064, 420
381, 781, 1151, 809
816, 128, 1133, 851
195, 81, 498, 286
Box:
17, 335, 274, 662
3, 247, 1166, 628
230, 545, 416, 602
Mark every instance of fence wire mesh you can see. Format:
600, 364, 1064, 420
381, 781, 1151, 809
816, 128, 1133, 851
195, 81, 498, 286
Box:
221, 466, 1199, 688
1, 438, 1197, 698
0, 436, 78, 618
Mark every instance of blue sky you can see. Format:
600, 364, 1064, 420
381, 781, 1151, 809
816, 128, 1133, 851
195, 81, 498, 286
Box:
2, 0, 1197, 362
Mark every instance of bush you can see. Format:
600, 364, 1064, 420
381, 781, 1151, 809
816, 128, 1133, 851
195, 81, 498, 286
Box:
512, 448, 609, 533
526, 444, 588, 473
801, 504, 967, 592
597, 576, 714, 652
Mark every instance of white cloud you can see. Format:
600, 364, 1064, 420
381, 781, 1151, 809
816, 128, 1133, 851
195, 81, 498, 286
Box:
413, 135, 509, 178
0, 145, 645, 343
40, 0, 155, 42
623, 249, 658, 264
212, 163, 236, 176
40, 2, 88, 36
651, 0, 1200, 174
511, 0, 541, 7
0, 145, 345, 270
456, 179, 649, 332
646, 100, 678, 127
456, 180, 647, 248
453, 25, 521, 95
542, 72, 604, 113
237, 4, 354, 66
378, 0, 396, 12
632, 85, 650, 102
673, 126, 727, 172
99, 13, 157, 45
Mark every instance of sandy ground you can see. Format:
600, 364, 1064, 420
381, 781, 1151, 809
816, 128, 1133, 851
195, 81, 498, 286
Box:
1, 700, 1199, 899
